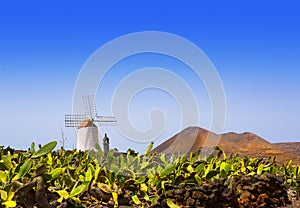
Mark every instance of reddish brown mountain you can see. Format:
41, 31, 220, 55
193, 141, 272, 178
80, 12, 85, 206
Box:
152, 127, 300, 164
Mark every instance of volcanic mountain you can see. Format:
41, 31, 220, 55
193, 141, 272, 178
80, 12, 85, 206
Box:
152, 127, 300, 164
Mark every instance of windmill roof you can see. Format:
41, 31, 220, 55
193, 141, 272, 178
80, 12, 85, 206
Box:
77, 118, 97, 129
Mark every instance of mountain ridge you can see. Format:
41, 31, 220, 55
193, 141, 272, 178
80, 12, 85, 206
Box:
152, 126, 300, 164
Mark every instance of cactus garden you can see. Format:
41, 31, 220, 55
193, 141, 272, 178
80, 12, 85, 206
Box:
1, 142, 300, 207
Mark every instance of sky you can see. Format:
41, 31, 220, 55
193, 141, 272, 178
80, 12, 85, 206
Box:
0, 1, 299, 152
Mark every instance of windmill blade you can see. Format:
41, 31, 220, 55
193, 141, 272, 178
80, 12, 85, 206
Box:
65, 114, 87, 127
82, 95, 97, 118
94, 115, 117, 126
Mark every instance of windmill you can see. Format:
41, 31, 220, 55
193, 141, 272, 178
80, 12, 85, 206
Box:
65, 95, 116, 151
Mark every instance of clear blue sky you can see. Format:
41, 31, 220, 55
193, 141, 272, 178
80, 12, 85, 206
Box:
0, 1, 299, 152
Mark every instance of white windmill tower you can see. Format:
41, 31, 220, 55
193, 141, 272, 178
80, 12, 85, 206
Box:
65, 95, 116, 151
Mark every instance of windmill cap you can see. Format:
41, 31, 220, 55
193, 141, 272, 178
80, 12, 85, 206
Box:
77, 118, 97, 129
